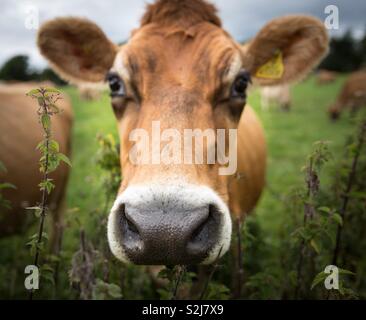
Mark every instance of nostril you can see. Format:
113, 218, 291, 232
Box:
187, 204, 218, 255
119, 204, 141, 244
190, 206, 211, 242
125, 212, 139, 235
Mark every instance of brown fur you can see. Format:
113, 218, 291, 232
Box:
0, 83, 73, 249
37, 1, 328, 230
37, 18, 117, 84
141, 0, 221, 28
328, 70, 366, 119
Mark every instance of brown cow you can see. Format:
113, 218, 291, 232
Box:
37, 0, 328, 265
260, 84, 291, 111
328, 70, 366, 120
0, 82, 73, 249
77, 83, 103, 101
317, 69, 337, 85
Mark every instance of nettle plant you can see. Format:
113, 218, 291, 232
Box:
322, 116, 366, 299
26, 87, 71, 299
283, 140, 354, 299
278, 115, 366, 299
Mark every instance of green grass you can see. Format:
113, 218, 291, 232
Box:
62, 88, 117, 232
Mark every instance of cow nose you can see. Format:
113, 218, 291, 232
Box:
116, 202, 220, 265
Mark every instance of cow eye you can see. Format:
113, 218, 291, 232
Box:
231, 70, 251, 99
106, 72, 125, 97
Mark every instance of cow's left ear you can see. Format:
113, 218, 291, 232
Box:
242, 15, 329, 85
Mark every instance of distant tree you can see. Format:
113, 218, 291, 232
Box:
37, 68, 66, 86
0, 55, 66, 85
319, 30, 363, 72
0, 55, 31, 81
359, 27, 366, 68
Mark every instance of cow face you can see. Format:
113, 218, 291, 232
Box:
38, 0, 328, 265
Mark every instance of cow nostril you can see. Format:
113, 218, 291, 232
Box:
119, 204, 141, 241
190, 210, 210, 242
125, 213, 139, 235
187, 204, 218, 255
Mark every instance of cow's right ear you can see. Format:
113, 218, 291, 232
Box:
37, 17, 118, 84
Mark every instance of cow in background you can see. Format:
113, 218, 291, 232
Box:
317, 69, 337, 85
328, 70, 366, 120
260, 84, 291, 111
77, 83, 104, 101
0, 82, 73, 251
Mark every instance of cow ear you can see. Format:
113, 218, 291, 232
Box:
242, 15, 329, 86
37, 17, 118, 84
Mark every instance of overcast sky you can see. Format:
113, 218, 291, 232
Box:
1, 0, 365, 69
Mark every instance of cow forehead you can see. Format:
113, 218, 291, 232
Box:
115, 24, 241, 87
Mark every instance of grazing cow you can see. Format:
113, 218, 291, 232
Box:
37, 0, 328, 265
0, 82, 73, 249
316, 69, 337, 85
260, 85, 291, 111
328, 70, 366, 120
77, 83, 103, 101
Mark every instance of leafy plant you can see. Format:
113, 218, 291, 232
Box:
26, 87, 71, 299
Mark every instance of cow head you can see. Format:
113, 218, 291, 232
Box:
328, 104, 341, 120
38, 0, 328, 265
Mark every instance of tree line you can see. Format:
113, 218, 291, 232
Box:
0, 55, 65, 85
319, 30, 366, 72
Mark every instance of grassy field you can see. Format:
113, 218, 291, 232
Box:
2, 73, 363, 299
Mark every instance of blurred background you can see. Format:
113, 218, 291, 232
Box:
0, 0, 366, 300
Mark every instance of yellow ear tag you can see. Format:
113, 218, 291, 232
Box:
255, 50, 284, 79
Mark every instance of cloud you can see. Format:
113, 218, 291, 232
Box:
0, 0, 364, 68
